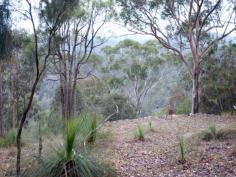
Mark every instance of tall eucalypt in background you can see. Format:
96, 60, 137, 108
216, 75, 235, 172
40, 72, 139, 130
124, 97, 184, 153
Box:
101, 39, 162, 116
116, 0, 236, 114
48, 0, 113, 120
15, 0, 78, 176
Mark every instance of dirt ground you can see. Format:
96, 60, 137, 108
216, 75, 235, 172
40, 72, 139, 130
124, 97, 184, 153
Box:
0, 114, 235, 177
96, 114, 236, 177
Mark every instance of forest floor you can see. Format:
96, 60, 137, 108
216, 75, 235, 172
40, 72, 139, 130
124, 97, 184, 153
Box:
95, 114, 236, 177
0, 114, 235, 177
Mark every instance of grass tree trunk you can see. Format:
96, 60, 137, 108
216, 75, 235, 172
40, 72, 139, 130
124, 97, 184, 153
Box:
191, 64, 200, 114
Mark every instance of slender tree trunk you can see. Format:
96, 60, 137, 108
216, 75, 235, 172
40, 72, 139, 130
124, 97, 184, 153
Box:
11, 66, 17, 128
60, 74, 66, 120
16, 76, 40, 176
38, 121, 42, 158
0, 66, 3, 136
191, 65, 200, 114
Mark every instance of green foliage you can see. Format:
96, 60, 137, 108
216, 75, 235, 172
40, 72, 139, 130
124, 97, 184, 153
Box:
200, 123, 236, 141
151, 107, 166, 118
177, 136, 185, 163
0, 129, 17, 147
50, 86, 84, 118
216, 124, 236, 140
134, 125, 145, 141
99, 39, 162, 116
0, 0, 12, 59
87, 117, 97, 143
200, 123, 217, 141
86, 115, 97, 144
40, 0, 80, 25
100, 94, 136, 121
65, 118, 81, 160
200, 43, 236, 114
175, 98, 191, 114
22, 116, 116, 177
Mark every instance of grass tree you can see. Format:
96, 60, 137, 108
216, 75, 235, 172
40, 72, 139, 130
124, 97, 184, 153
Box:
22, 116, 116, 177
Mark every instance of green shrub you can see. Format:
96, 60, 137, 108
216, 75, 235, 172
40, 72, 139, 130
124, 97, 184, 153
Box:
22, 117, 116, 177
177, 136, 186, 163
175, 98, 191, 114
151, 107, 166, 117
0, 129, 17, 147
96, 129, 113, 141
134, 125, 145, 141
87, 116, 97, 143
200, 123, 217, 141
216, 125, 236, 139
100, 94, 136, 121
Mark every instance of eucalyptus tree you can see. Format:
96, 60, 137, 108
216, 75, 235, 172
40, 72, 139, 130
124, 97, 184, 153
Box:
116, 0, 236, 113
101, 39, 163, 116
48, 0, 112, 120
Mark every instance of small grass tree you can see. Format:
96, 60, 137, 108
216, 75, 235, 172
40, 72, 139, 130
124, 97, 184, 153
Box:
22, 116, 116, 177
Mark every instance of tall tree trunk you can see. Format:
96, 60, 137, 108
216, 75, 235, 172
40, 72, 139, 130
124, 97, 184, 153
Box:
0, 66, 3, 136
191, 65, 200, 114
11, 66, 17, 128
60, 75, 66, 120
16, 75, 40, 176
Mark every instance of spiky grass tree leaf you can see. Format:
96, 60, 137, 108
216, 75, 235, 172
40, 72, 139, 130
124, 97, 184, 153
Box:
22, 115, 116, 177
65, 118, 81, 160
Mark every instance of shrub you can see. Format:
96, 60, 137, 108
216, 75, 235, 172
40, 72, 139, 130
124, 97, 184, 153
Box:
134, 125, 145, 141
0, 129, 17, 147
216, 124, 236, 140
175, 98, 191, 114
100, 94, 136, 121
199, 123, 236, 141
22, 117, 116, 177
151, 107, 166, 118
177, 136, 186, 164
87, 115, 97, 143
200, 123, 217, 141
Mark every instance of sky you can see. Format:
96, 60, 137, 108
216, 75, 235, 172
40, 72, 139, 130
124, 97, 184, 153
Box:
6, 0, 236, 42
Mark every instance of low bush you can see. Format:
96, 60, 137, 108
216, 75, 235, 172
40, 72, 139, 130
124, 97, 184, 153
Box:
100, 94, 136, 121
175, 98, 191, 114
134, 125, 145, 141
216, 124, 236, 139
200, 124, 217, 141
151, 107, 166, 118
199, 123, 236, 141
0, 129, 17, 147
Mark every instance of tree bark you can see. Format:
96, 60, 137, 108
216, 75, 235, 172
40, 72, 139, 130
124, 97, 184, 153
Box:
0, 65, 4, 136
191, 65, 200, 114
11, 65, 17, 128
